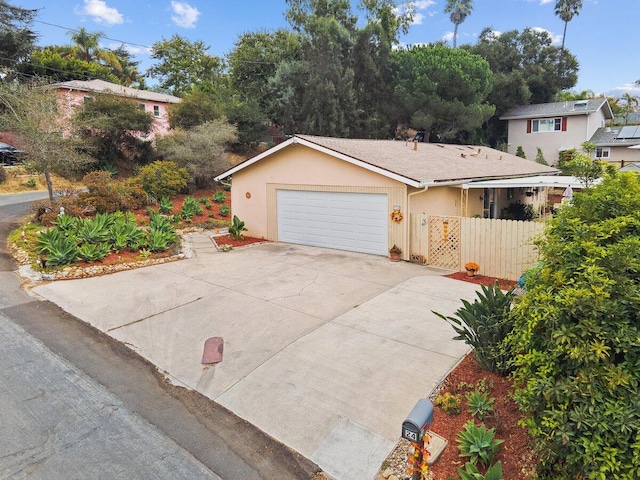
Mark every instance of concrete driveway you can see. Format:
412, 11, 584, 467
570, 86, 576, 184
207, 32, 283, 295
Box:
32, 234, 479, 480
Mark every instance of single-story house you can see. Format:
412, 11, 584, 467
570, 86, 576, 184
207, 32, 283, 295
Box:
215, 135, 559, 260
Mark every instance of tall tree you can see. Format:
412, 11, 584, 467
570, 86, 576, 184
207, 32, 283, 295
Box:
444, 0, 473, 48
0, 81, 93, 201
620, 92, 639, 125
0, 0, 38, 75
21, 47, 120, 83
66, 27, 122, 74
554, 0, 583, 53
147, 35, 224, 96
227, 29, 302, 114
392, 44, 494, 142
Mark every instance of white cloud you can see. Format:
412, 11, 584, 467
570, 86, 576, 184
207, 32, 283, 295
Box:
107, 42, 151, 56
414, 0, 436, 8
412, 12, 425, 25
539, 0, 553, 4
79, 0, 123, 25
170, 1, 200, 29
532, 26, 563, 44
442, 31, 454, 43
606, 83, 640, 98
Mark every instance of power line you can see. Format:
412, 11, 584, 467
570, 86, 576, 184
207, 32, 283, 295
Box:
34, 20, 152, 50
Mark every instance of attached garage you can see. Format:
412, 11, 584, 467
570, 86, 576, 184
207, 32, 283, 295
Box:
277, 190, 388, 255
215, 134, 560, 261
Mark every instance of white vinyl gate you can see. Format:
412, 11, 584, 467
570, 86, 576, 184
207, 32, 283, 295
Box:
277, 190, 388, 255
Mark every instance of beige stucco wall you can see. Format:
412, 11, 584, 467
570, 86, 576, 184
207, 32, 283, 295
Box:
408, 186, 463, 216
604, 146, 640, 167
507, 111, 607, 165
230, 144, 407, 255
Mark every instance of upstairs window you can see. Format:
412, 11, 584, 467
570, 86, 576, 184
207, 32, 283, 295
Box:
532, 118, 562, 132
153, 105, 161, 117
595, 147, 610, 159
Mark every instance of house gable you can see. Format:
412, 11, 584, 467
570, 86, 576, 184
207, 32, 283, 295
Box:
500, 98, 613, 165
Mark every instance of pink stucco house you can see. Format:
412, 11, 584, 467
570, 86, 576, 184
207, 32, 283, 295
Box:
48, 79, 181, 140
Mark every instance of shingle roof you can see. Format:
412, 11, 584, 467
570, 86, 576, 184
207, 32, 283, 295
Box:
500, 98, 612, 120
216, 135, 559, 187
48, 79, 181, 104
589, 126, 640, 147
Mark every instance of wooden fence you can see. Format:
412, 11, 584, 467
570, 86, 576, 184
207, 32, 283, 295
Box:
409, 215, 546, 281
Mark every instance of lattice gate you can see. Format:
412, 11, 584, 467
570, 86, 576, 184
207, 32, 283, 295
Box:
428, 216, 461, 270
409, 215, 461, 270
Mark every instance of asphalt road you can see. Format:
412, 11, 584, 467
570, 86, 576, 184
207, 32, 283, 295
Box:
0, 195, 320, 480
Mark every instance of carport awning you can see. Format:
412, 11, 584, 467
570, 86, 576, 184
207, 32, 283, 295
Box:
462, 175, 591, 189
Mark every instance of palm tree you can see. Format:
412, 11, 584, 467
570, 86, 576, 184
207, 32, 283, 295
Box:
67, 27, 122, 74
621, 92, 639, 125
554, 0, 583, 53
444, 0, 473, 48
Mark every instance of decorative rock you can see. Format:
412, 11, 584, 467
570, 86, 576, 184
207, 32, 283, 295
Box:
382, 467, 394, 478
388, 475, 399, 480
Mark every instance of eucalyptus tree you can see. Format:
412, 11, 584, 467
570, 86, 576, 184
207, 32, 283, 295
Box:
444, 0, 473, 48
0, 0, 38, 74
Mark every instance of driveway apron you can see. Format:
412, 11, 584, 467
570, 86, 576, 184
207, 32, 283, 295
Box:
33, 236, 479, 480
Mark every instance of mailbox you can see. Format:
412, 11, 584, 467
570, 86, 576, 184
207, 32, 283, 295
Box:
401, 398, 434, 443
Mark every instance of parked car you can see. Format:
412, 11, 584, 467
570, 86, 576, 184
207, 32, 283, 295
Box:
0, 142, 25, 166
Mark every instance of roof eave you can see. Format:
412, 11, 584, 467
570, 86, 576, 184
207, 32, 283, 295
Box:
215, 135, 424, 187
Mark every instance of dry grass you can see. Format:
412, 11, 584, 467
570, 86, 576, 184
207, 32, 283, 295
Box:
0, 166, 82, 194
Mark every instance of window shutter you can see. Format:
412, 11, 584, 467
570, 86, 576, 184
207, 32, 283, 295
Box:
527, 119, 532, 133
561, 117, 567, 131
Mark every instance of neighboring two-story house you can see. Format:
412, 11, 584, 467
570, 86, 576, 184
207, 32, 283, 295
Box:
48, 79, 181, 141
500, 98, 614, 166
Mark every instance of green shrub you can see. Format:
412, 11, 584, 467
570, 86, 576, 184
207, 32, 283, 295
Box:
456, 421, 503, 468
228, 215, 247, 240
135, 161, 189, 199
76, 215, 111, 244
435, 392, 462, 415
433, 283, 516, 375
508, 172, 640, 478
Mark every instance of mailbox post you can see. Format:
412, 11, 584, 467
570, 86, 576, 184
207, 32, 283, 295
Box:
402, 399, 434, 480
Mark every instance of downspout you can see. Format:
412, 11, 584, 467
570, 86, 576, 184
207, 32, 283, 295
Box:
406, 186, 429, 261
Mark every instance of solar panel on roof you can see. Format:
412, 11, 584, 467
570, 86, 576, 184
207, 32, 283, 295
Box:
616, 126, 640, 140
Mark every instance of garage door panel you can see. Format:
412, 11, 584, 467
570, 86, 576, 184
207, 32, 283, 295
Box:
277, 190, 388, 255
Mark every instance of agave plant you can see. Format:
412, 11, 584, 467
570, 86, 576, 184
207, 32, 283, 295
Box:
159, 197, 173, 214
76, 216, 111, 244
455, 460, 503, 480
180, 196, 203, 220
456, 421, 504, 467
146, 228, 175, 252
77, 242, 111, 262
52, 214, 78, 234
433, 282, 516, 375
41, 235, 79, 267
213, 191, 226, 204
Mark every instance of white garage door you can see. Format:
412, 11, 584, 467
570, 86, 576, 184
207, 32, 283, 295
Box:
277, 190, 388, 255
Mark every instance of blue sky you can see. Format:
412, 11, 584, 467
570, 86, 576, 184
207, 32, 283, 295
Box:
13, 0, 640, 98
